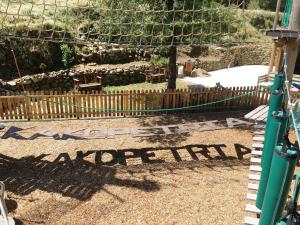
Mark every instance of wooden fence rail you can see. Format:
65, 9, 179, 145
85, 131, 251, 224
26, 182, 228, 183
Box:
0, 86, 271, 120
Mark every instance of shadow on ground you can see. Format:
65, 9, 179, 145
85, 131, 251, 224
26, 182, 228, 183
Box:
137, 110, 252, 145
0, 153, 160, 202
0, 143, 251, 201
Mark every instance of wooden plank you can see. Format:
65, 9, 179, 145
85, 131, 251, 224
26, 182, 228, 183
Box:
116, 90, 120, 117
254, 130, 265, 135
250, 165, 262, 172
132, 90, 136, 116
244, 216, 259, 225
45, 93, 51, 119
252, 150, 263, 156
141, 90, 145, 116
54, 91, 60, 118
70, 92, 75, 118
59, 91, 65, 119
25, 94, 32, 120
108, 91, 112, 117
95, 91, 100, 117
245, 105, 267, 119
99, 92, 103, 118
28, 94, 34, 120
42, 93, 48, 119
48, 91, 54, 119
247, 193, 257, 201
248, 183, 259, 190
245, 204, 261, 213
137, 90, 141, 116
252, 143, 263, 149
13, 96, 19, 120
104, 91, 108, 117
111, 90, 115, 117
122, 90, 126, 117
75, 94, 81, 119
250, 158, 262, 164
92, 91, 96, 117
87, 92, 91, 118
63, 91, 69, 118
253, 136, 264, 142
5, 94, 12, 120
254, 124, 266, 129
0, 98, 4, 120
249, 174, 261, 181
250, 106, 269, 121
256, 107, 269, 122
82, 91, 87, 118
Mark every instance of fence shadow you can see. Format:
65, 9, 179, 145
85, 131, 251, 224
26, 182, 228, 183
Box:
137, 111, 252, 145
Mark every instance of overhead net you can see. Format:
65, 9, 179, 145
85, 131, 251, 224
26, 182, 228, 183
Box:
0, 0, 245, 46
282, 0, 293, 27
290, 99, 300, 145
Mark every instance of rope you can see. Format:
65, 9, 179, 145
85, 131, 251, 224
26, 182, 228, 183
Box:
282, 0, 293, 27
0, 0, 246, 46
0, 87, 260, 113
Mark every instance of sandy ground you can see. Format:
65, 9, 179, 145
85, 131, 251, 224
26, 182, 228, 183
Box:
182, 65, 269, 87
0, 111, 253, 225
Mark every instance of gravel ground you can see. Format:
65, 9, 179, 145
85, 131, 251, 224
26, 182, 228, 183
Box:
0, 111, 253, 225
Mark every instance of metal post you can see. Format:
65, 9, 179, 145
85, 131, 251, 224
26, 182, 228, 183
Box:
259, 144, 298, 225
256, 73, 285, 209
256, 111, 285, 209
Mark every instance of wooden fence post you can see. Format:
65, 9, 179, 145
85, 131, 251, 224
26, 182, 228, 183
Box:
24, 93, 32, 121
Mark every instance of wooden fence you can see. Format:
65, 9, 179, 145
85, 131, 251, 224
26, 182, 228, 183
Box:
0, 86, 271, 120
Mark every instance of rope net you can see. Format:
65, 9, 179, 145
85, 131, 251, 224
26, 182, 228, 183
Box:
0, 0, 245, 46
282, 0, 292, 27
291, 100, 300, 145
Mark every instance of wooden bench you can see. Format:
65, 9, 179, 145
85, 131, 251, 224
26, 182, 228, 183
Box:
257, 73, 300, 86
73, 75, 102, 92
145, 67, 167, 83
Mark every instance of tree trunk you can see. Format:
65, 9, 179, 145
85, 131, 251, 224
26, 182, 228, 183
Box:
167, 46, 177, 90
166, 0, 177, 90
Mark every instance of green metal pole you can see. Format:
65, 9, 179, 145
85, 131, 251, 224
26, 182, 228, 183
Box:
259, 144, 298, 225
277, 111, 289, 144
256, 73, 285, 209
264, 73, 284, 131
256, 112, 283, 208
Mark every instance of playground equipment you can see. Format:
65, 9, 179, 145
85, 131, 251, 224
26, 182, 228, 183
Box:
0, 1, 248, 223
277, 171, 300, 225
0, 183, 14, 225
244, 1, 300, 224
0, 0, 299, 224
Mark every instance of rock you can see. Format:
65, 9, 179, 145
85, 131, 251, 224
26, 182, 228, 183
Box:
87, 62, 97, 66
190, 68, 211, 77
31, 77, 39, 83
7, 81, 17, 86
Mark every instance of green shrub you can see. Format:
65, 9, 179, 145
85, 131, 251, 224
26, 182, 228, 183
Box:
60, 44, 75, 67
150, 55, 168, 66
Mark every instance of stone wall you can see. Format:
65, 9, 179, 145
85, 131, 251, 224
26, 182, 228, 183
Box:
193, 43, 272, 72
2, 65, 147, 91
78, 46, 150, 64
